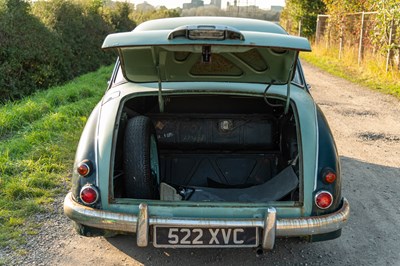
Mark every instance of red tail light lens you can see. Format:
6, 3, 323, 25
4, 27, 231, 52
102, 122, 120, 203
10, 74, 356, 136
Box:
315, 191, 333, 209
324, 171, 337, 184
77, 160, 91, 177
80, 185, 99, 205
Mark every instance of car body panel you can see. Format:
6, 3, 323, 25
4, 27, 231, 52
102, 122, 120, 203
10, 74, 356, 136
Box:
65, 16, 348, 249
103, 17, 310, 50
312, 107, 342, 215
102, 17, 310, 85
102, 30, 311, 51
71, 103, 100, 199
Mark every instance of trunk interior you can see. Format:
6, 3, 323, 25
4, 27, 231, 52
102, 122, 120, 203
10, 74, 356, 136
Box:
112, 94, 301, 203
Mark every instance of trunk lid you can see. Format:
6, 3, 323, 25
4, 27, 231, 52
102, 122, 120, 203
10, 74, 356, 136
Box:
102, 17, 311, 85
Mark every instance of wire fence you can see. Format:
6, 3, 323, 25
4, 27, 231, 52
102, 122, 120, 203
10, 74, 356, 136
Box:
315, 12, 399, 72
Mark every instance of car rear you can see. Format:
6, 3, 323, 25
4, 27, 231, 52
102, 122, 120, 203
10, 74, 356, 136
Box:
64, 16, 349, 250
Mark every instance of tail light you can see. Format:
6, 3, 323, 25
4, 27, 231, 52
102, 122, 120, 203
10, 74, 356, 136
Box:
315, 191, 333, 209
80, 185, 99, 205
76, 160, 92, 177
323, 170, 337, 184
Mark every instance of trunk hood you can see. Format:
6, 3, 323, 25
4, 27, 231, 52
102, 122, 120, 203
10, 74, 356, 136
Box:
102, 18, 311, 84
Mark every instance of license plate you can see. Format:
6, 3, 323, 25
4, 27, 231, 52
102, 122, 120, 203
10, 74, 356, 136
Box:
153, 226, 258, 248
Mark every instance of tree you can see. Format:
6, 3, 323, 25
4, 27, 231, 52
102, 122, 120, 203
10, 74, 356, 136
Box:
32, 0, 113, 76
103, 2, 136, 32
371, 0, 400, 69
130, 5, 180, 25
322, 0, 373, 44
280, 0, 326, 37
0, 0, 67, 100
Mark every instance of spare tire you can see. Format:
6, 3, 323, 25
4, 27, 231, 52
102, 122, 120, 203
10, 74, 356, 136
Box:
123, 116, 159, 199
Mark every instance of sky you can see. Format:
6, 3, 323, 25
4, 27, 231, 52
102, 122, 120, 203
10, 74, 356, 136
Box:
129, 0, 285, 10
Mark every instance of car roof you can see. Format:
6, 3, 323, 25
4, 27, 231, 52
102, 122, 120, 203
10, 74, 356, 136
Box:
134, 16, 288, 35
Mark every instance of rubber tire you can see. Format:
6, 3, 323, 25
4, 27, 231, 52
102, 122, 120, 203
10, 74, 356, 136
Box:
123, 116, 159, 199
73, 222, 117, 237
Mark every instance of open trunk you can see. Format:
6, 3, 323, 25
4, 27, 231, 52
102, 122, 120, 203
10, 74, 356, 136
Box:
112, 94, 301, 203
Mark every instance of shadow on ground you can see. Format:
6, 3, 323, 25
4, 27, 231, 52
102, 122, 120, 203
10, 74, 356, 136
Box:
101, 156, 400, 265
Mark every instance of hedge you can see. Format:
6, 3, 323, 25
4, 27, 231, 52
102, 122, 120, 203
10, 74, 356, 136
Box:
0, 0, 136, 102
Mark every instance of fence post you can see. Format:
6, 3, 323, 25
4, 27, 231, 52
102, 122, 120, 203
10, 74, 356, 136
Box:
316, 15, 320, 42
358, 12, 365, 66
386, 17, 394, 72
339, 18, 344, 59
298, 18, 302, 36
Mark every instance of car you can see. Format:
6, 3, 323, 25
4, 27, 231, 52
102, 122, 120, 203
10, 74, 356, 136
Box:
64, 16, 349, 251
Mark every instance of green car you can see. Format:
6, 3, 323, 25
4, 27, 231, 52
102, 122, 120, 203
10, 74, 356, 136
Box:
64, 16, 349, 250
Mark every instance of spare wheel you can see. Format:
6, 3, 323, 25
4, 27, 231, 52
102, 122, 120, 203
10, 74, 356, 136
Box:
123, 115, 159, 199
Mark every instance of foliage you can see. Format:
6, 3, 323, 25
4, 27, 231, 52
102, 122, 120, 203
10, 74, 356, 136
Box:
0, 0, 139, 102
103, 2, 136, 32
280, 0, 326, 37
371, 0, 400, 66
130, 5, 180, 25
32, 0, 114, 77
0, 65, 112, 250
0, 0, 66, 101
301, 43, 400, 97
317, 0, 399, 69
181, 5, 280, 21
321, 0, 373, 43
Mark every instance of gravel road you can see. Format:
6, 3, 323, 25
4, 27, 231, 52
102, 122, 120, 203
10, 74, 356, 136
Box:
3, 62, 400, 265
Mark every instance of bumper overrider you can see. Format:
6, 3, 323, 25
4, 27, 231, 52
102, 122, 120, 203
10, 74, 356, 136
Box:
64, 192, 350, 249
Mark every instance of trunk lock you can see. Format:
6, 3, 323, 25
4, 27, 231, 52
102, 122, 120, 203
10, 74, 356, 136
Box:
219, 119, 234, 132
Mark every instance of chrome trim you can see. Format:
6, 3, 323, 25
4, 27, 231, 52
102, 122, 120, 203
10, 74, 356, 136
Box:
77, 161, 91, 177
277, 199, 349, 236
137, 203, 149, 247
64, 193, 349, 249
94, 105, 101, 186
314, 191, 333, 209
313, 103, 319, 191
262, 207, 276, 250
79, 185, 99, 205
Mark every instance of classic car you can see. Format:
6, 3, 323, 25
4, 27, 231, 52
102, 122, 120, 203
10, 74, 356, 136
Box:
64, 16, 349, 251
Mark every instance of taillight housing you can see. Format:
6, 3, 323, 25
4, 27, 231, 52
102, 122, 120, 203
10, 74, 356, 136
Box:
323, 169, 337, 184
80, 184, 99, 205
315, 191, 333, 209
76, 160, 92, 177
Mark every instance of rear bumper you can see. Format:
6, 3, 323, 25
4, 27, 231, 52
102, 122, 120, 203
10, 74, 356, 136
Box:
64, 192, 349, 249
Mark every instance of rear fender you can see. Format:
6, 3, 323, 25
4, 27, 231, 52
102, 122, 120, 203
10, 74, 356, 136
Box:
312, 106, 342, 215
71, 103, 101, 204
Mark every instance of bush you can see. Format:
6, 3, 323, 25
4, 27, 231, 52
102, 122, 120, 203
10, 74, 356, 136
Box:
0, 0, 67, 100
32, 0, 114, 77
103, 2, 136, 32
0, 0, 138, 102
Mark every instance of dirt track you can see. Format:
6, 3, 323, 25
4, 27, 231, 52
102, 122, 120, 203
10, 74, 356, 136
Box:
7, 62, 400, 265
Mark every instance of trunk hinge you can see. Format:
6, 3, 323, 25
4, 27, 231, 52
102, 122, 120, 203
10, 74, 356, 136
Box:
284, 59, 296, 114
284, 80, 291, 114
152, 47, 165, 113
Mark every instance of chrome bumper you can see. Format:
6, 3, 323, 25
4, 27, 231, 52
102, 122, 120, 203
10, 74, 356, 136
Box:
64, 192, 349, 249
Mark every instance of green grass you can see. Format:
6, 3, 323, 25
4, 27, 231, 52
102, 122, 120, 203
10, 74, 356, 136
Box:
301, 43, 400, 98
0, 65, 112, 250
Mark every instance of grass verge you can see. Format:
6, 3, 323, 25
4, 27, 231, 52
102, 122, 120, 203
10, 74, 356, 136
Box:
301, 43, 400, 99
0, 65, 112, 250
